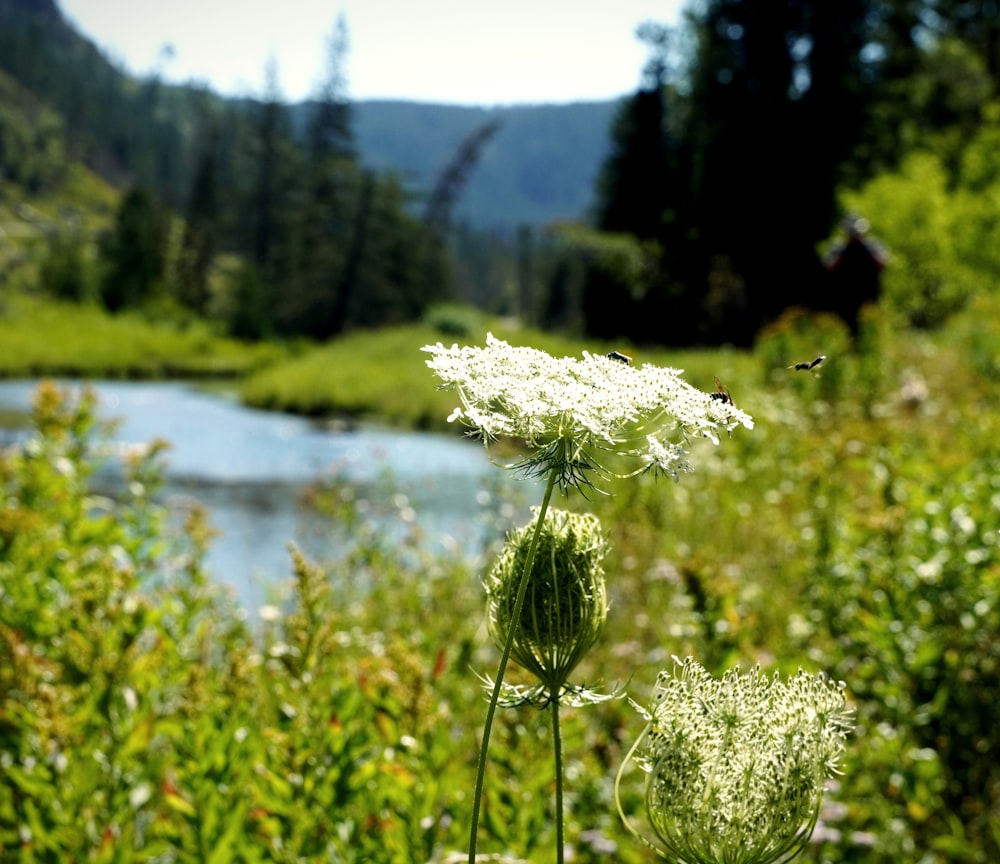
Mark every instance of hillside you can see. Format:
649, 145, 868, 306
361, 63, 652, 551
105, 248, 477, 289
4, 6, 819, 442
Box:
0, 0, 619, 232
352, 99, 619, 228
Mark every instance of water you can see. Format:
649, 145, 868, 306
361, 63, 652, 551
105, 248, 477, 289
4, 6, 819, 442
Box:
0, 380, 529, 610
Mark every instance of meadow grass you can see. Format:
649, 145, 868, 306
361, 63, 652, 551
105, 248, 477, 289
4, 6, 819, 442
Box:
0, 293, 282, 378
239, 318, 756, 434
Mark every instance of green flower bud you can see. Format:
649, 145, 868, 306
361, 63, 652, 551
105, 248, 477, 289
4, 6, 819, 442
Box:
485, 508, 608, 697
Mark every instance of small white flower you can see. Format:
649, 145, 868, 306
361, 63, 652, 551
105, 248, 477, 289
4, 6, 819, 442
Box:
423, 334, 753, 492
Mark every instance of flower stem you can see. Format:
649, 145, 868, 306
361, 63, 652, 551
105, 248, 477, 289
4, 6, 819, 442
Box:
468, 468, 558, 863
552, 698, 565, 864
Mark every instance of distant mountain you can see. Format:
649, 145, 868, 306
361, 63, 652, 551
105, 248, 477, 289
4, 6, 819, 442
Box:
1, 0, 621, 232
351, 99, 621, 230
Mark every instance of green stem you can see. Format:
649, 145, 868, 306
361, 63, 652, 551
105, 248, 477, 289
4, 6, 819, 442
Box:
552, 697, 565, 864
468, 468, 558, 863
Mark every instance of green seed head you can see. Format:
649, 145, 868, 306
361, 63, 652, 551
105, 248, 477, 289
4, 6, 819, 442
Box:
485, 508, 608, 694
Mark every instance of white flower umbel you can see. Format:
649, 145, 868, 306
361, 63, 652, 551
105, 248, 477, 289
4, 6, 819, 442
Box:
617, 658, 854, 864
423, 334, 753, 492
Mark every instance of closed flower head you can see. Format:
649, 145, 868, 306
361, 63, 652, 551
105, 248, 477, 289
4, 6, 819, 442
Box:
618, 658, 853, 864
485, 508, 608, 702
423, 334, 753, 493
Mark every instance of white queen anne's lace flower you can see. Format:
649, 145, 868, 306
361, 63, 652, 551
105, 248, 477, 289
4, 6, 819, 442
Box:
618, 658, 854, 864
422, 333, 753, 491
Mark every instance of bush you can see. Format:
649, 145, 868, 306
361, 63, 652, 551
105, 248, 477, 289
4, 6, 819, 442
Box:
38, 231, 95, 302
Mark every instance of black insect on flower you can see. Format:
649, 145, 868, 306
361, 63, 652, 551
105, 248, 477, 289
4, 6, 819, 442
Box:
709, 376, 733, 406
789, 355, 827, 371
607, 350, 633, 365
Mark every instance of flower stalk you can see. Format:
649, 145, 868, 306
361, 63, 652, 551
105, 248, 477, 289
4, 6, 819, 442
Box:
466, 467, 557, 863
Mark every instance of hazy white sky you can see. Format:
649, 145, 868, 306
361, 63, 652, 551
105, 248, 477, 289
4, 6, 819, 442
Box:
57, 0, 684, 105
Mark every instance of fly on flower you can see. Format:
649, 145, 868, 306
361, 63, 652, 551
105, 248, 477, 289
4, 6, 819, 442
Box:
709, 376, 733, 407
607, 350, 633, 366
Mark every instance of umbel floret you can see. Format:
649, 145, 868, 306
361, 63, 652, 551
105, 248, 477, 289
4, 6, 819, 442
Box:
618, 657, 854, 864
484, 507, 609, 705
422, 334, 753, 493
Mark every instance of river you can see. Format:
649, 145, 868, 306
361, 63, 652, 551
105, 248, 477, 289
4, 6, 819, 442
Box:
0, 380, 530, 611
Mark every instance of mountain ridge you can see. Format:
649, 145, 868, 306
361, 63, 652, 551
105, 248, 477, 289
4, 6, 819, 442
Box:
1, 0, 622, 231
337, 98, 620, 229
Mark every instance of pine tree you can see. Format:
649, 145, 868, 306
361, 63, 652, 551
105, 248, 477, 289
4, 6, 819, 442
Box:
98, 186, 169, 312
295, 15, 359, 339
176, 118, 219, 315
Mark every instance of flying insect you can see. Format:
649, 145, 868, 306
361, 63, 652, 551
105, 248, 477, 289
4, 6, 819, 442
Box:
789, 355, 827, 371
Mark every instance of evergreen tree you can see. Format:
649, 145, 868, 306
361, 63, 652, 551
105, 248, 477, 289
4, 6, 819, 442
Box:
98, 186, 169, 312
592, 87, 668, 241
176, 117, 219, 315
294, 16, 359, 339
588, 0, 897, 345
236, 60, 302, 336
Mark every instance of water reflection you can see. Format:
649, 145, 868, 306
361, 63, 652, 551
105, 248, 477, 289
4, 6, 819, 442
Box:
0, 380, 529, 610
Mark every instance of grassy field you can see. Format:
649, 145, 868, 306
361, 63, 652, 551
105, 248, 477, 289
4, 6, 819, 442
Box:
0, 293, 283, 379
1, 294, 998, 861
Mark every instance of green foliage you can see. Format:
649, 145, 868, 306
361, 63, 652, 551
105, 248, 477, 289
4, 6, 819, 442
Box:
37, 230, 96, 302
1, 307, 998, 861
800, 423, 1000, 861
0, 294, 281, 378
0, 72, 67, 193
0, 382, 643, 863
836, 96, 1000, 332
839, 151, 989, 328
589, 308, 1000, 862
422, 302, 486, 338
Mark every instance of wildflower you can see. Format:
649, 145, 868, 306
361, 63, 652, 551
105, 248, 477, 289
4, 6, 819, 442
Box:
422, 334, 753, 493
484, 507, 613, 706
617, 657, 853, 864
423, 335, 756, 864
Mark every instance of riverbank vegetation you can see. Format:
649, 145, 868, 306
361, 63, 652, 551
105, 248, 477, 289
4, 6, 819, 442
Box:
0, 292, 750, 434
2, 296, 998, 861
0, 293, 282, 379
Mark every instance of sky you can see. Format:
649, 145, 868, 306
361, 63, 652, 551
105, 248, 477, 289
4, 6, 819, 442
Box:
56, 0, 685, 106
